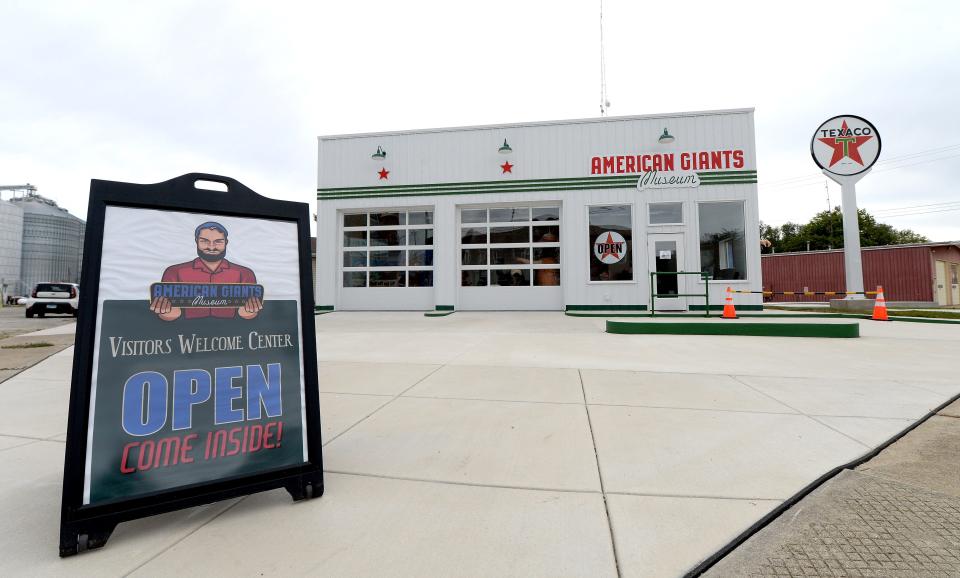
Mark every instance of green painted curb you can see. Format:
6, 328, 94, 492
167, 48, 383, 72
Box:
566, 305, 648, 311
690, 304, 764, 311
424, 310, 455, 317
606, 320, 860, 338
884, 316, 960, 325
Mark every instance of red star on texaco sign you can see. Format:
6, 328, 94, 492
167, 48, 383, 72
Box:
500, 161, 513, 174
600, 232, 620, 260
377, 168, 389, 180
818, 120, 873, 167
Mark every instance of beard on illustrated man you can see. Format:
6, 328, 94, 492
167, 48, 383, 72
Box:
149, 221, 263, 321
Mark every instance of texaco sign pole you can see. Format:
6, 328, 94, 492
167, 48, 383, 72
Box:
811, 115, 882, 299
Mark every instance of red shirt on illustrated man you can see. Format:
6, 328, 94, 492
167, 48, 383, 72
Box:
149, 221, 263, 321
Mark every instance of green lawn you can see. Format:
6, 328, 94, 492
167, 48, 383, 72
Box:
765, 306, 960, 320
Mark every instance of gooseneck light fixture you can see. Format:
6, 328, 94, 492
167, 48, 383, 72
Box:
658, 129, 675, 144
371, 146, 387, 160
498, 139, 512, 154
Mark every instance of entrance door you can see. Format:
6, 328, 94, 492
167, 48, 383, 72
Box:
951, 264, 959, 306
935, 260, 948, 305
648, 234, 685, 311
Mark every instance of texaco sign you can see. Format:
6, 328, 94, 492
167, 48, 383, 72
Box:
810, 115, 881, 176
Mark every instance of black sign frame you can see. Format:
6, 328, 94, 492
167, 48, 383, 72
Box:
60, 173, 323, 557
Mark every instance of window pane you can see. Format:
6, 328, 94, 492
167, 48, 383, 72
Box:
370, 229, 405, 246
461, 227, 487, 244
490, 207, 529, 223
532, 207, 560, 221
344, 213, 366, 227
533, 225, 560, 243
461, 209, 486, 224
344, 230, 366, 247
698, 202, 747, 280
533, 247, 560, 265
408, 211, 433, 225
490, 269, 530, 286
490, 247, 530, 265
369, 250, 405, 267
654, 241, 679, 295
461, 270, 487, 286
369, 271, 406, 287
408, 229, 434, 246
343, 272, 366, 287
343, 251, 367, 267
490, 226, 529, 244
370, 212, 404, 226
461, 248, 487, 265
408, 249, 434, 267
408, 271, 434, 287
534, 269, 561, 286
589, 205, 633, 282
650, 202, 683, 224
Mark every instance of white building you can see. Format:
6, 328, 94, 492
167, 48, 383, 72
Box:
315, 108, 762, 312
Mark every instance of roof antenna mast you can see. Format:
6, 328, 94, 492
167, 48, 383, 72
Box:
599, 0, 611, 116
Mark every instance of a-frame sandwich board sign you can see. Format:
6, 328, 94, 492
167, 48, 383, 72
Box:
60, 173, 323, 556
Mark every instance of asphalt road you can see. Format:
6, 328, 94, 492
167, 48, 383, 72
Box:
0, 306, 76, 383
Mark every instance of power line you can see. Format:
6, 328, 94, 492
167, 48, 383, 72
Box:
761, 142, 960, 189
879, 206, 960, 218
870, 151, 960, 174
873, 200, 960, 214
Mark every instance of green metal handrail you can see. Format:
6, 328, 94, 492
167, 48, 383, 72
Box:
650, 271, 712, 317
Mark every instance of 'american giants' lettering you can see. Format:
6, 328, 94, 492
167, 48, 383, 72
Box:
590, 150, 745, 174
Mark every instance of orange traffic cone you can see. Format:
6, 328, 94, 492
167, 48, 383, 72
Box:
722, 286, 738, 319
872, 286, 889, 321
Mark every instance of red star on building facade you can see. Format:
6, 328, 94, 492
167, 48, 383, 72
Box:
817, 120, 873, 167
599, 232, 620, 260
500, 161, 513, 174
378, 168, 389, 180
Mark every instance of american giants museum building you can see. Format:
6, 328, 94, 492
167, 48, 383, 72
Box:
314, 108, 762, 312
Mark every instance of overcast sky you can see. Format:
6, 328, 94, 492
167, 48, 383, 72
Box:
2, 1, 958, 240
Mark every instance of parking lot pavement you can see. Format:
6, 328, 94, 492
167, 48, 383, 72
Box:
1, 312, 958, 577
0, 307, 77, 384
0, 306, 75, 340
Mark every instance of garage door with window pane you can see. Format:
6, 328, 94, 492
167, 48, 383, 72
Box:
459, 205, 562, 310
340, 210, 434, 310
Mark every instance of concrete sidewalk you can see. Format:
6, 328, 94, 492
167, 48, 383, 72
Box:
703, 399, 960, 577
0, 312, 958, 577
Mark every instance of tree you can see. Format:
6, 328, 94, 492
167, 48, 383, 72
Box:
760, 208, 930, 253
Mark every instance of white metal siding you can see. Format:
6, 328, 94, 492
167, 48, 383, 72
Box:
316, 110, 762, 311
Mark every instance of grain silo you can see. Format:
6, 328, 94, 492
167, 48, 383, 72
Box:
0, 198, 24, 299
9, 193, 85, 293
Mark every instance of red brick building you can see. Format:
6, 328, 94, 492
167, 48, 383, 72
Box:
761, 242, 960, 305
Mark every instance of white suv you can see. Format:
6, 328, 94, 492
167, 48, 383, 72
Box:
22, 282, 80, 318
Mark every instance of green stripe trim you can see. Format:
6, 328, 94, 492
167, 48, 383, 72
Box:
320, 171, 756, 192
435, 305, 455, 311
314, 305, 334, 311
318, 171, 757, 199
606, 320, 860, 338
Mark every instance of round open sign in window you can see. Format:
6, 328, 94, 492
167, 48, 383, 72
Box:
594, 231, 627, 265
